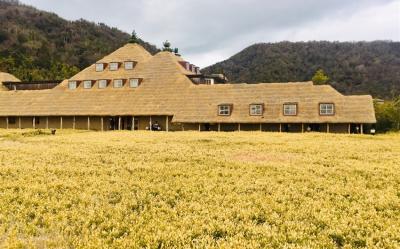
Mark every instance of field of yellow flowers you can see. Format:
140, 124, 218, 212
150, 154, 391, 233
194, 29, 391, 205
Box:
0, 129, 399, 248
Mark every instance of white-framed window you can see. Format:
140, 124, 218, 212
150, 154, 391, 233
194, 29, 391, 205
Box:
283, 103, 297, 116
95, 63, 104, 72
109, 62, 119, 71
205, 78, 214, 85
129, 78, 139, 88
218, 105, 232, 116
124, 61, 135, 70
320, 103, 335, 115
83, 80, 92, 89
113, 79, 124, 88
250, 104, 263, 116
185, 62, 190, 71
68, 81, 77, 89
98, 79, 108, 89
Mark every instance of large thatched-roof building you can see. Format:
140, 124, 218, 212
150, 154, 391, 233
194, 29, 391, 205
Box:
0, 43, 376, 133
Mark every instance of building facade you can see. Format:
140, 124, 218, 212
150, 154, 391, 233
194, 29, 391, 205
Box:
0, 43, 376, 133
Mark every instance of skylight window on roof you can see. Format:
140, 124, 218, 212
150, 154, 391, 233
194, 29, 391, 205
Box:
83, 80, 92, 89
124, 61, 135, 70
129, 78, 139, 88
95, 63, 105, 72
68, 81, 77, 90
109, 62, 119, 71
98, 79, 108, 89
113, 79, 124, 88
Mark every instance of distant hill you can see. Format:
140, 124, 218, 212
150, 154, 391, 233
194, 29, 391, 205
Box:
202, 41, 400, 99
0, 0, 158, 81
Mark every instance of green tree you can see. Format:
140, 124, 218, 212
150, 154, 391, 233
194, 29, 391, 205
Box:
128, 30, 139, 44
312, 69, 329, 85
162, 40, 173, 52
374, 97, 400, 132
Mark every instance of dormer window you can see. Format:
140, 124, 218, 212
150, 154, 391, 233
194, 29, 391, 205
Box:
113, 79, 124, 88
95, 63, 105, 72
83, 80, 92, 89
250, 104, 263, 116
98, 79, 108, 89
109, 62, 119, 71
320, 103, 335, 115
283, 103, 297, 116
68, 81, 77, 90
218, 104, 232, 116
129, 78, 140, 88
124, 61, 135, 70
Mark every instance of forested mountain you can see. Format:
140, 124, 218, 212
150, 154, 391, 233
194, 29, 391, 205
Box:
0, 0, 158, 81
202, 41, 400, 99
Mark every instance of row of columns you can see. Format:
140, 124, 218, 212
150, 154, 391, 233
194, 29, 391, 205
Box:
197, 123, 364, 134
3, 117, 365, 134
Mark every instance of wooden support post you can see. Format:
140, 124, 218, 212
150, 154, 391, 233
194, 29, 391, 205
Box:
33, 117, 35, 129
327, 123, 330, 133
301, 123, 304, 133
182, 124, 185, 131
101, 117, 104, 131
166, 116, 169, 132
131, 117, 135, 131
87, 116, 90, 130
279, 123, 282, 133
348, 124, 351, 134
218, 123, 221, 132
60, 116, 63, 129
149, 116, 152, 131
46, 117, 49, 129
259, 123, 262, 131
19, 117, 21, 129
6, 117, 8, 129
73, 116, 76, 130
198, 123, 201, 132
238, 123, 241, 132
361, 124, 364, 134
118, 116, 122, 130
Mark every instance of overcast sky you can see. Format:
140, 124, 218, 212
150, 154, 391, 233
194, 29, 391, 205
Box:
20, 0, 400, 67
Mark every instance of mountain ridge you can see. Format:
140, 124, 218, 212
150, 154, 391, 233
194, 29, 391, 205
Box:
0, 0, 158, 81
202, 41, 400, 99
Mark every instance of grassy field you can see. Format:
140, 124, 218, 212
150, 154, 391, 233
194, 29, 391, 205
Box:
0, 130, 399, 248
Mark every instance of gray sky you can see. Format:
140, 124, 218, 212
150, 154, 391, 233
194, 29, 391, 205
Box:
20, 0, 400, 67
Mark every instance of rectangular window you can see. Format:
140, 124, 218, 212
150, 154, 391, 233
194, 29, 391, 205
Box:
109, 62, 119, 71
95, 63, 104, 72
83, 80, 92, 89
98, 79, 108, 89
218, 105, 232, 116
113, 79, 124, 88
124, 61, 135, 70
129, 78, 139, 88
68, 81, 77, 89
320, 103, 335, 115
283, 103, 297, 116
250, 104, 263, 116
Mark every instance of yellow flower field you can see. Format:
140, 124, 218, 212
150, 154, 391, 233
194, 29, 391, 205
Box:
0, 130, 399, 248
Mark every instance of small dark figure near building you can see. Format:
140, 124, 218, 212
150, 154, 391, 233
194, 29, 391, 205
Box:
151, 121, 161, 131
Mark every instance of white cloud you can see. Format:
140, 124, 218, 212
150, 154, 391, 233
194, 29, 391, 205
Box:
20, 0, 400, 67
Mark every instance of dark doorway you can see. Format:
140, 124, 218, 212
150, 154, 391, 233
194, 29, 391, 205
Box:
307, 124, 321, 132
350, 124, 361, 134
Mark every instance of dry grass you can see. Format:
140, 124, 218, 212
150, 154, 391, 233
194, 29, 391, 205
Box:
0, 130, 399, 248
